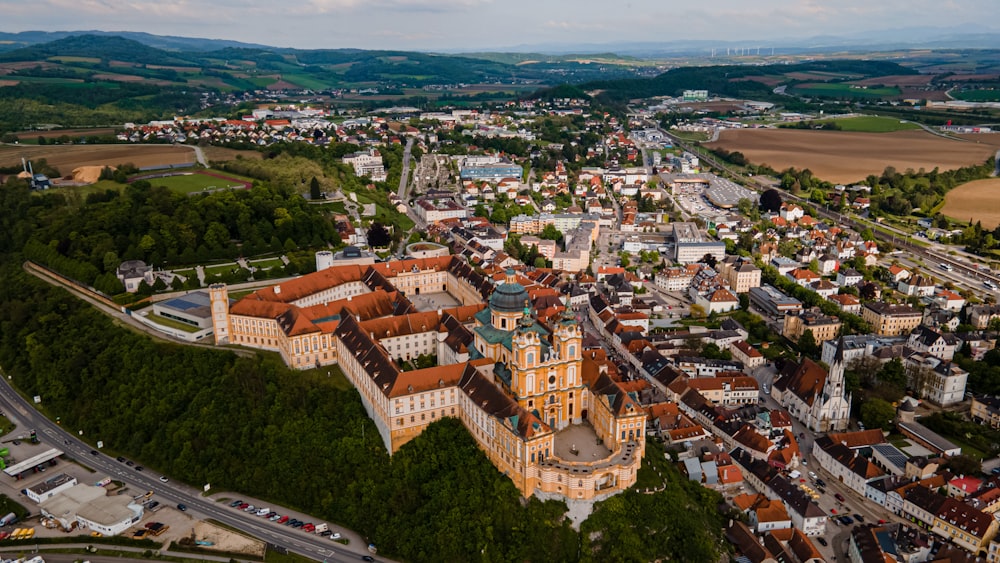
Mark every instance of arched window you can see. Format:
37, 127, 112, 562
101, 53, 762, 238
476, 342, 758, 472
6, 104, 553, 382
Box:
568, 345, 576, 359
568, 366, 576, 385
501, 318, 507, 329
526, 352, 534, 366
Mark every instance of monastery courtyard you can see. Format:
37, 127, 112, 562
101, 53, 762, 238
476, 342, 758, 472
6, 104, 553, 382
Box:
552, 422, 613, 461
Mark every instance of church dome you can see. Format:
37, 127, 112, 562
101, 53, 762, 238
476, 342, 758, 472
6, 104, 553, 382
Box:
489, 270, 529, 313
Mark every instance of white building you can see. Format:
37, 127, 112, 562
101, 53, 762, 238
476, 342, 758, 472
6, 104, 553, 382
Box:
342, 149, 387, 181
39, 484, 143, 536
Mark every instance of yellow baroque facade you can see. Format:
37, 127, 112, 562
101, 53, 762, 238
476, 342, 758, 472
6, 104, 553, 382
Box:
212, 259, 645, 500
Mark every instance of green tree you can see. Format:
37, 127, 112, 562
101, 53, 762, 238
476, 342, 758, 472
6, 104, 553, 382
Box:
860, 398, 896, 431
309, 176, 321, 200
797, 329, 819, 358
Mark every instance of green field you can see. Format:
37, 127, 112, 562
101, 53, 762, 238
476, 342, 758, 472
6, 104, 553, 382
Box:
792, 83, 901, 98
144, 172, 248, 194
203, 263, 240, 277
953, 89, 1000, 102
815, 115, 922, 132
283, 73, 339, 90
249, 258, 284, 270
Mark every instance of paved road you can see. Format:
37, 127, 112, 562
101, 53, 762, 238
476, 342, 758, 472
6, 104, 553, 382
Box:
0, 375, 386, 563
191, 145, 208, 167
397, 137, 414, 200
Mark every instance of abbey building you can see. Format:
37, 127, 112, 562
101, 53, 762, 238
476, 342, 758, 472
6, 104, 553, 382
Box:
210, 257, 645, 500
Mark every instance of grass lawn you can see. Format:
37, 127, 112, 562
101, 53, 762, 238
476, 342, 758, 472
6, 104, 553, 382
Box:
170, 268, 195, 279
249, 258, 284, 270
203, 263, 241, 277
817, 116, 922, 133
288, 364, 353, 392
145, 314, 201, 333
144, 172, 246, 195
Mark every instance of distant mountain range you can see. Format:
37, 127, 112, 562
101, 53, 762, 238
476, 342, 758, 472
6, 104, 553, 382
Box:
0, 30, 272, 53
1, 26, 999, 58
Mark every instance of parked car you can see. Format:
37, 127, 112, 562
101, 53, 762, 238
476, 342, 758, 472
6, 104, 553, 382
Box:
276, 516, 289, 524
816, 478, 826, 488
854, 514, 865, 523
126, 460, 134, 466
116, 457, 126, 462
147, 501, 159, 509
159, 476, 168, 483
330, 533, 341, 540
238, 503, 249, 510
303, 524, 315, 533
835, 493, 846, 502
230, 500, 243, 508
265, 512, 277, 519
135, 466, 144, 472
808, 471, 817, 480
177, 504, 187, 512
320, 530, 332, 537
839, 516, 854, 526
817, 537, 828, 546
270, 514, 282, 522
244, 505, 256, 513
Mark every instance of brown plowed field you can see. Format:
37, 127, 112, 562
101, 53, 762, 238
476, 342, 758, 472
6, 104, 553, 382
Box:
706, 129, 998, 184
0, 144, 194, 173
941, 178, 1000, 228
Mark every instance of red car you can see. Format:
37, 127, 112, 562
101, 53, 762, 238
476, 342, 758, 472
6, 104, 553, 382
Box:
835, 493, 846, 502
276, 515, 289, 524
302, 523, 315, 533
238, 503, 249, 510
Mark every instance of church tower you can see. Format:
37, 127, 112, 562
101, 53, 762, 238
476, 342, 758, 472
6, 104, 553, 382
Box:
209, 283, 232, 344
820, 337, 853, 431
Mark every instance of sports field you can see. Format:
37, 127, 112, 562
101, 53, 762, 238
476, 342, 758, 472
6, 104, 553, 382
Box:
140, 171, 252, 194
707, 129, 999, 184
941, 178, 1000, 228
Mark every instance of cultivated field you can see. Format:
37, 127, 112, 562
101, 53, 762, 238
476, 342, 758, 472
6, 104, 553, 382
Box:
707, 129, 999, 184
0, 144, 195, 174
12, 127, 117, 139
941, 178, 1000, 228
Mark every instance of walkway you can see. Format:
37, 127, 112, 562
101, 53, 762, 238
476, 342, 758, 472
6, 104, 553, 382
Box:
0, 543, 237, 563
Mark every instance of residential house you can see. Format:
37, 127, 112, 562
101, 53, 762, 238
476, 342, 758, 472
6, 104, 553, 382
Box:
731, 341, 766, 372
782, 308, 842, 344
837, 268, 864, 287
862, 302, 923, 337
907, 326, 960, 361
898, 274, 936, 297
828, 293, 862, 314
971, 395, 1000, 429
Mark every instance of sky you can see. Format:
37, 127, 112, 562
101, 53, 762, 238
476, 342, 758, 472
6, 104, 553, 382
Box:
0, 0, 995, 51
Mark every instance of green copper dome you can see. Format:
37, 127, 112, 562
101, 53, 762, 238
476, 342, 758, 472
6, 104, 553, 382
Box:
489, 270, 530, 314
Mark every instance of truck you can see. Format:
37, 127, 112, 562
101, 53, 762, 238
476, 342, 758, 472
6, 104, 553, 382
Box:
0, 513, 16, 526
314, 523, 329, 534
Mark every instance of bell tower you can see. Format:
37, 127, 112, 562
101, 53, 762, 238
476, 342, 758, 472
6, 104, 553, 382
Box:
209, 283, 231, 344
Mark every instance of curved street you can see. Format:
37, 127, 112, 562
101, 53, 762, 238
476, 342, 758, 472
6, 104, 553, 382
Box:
0, 373, 388, 563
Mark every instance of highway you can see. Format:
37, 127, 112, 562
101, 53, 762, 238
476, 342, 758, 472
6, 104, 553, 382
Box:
0, 375, 380, 563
